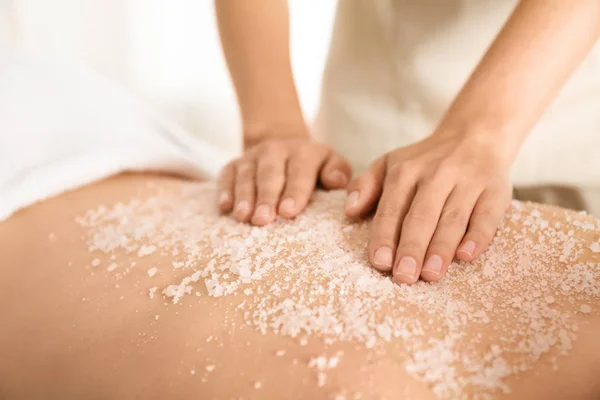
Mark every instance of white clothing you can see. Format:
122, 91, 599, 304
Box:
0, 53, 233, 222
316, 0, 600, 185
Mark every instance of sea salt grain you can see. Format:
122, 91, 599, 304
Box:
106, 263, 117, 272
147, 267, 158, 277
77, 183, 600, 399
580, 304, 592, 314
590, 242, 600, 253
138, 245, 157, 257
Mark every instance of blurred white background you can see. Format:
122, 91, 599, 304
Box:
0, 0, 336, 153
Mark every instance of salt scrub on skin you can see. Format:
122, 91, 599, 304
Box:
77, 183, 600, 399
308, 352, 344, 387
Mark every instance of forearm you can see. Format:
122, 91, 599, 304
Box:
437, 0, 600, 162
215, 0, 308, 145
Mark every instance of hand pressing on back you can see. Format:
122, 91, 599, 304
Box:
345, 132, 513, 285
218, 136, 352, 226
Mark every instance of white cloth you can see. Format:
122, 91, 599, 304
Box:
315, 0, 600, 185
0, 53, 233, 222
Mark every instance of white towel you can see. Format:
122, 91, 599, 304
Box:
0, 53, 234, 221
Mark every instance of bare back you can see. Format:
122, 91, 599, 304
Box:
1, 174, 600, 399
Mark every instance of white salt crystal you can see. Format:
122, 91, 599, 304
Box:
590, 242, 600, 253
254, 381, 262, 389
239, 266, 251, 279
147, 267, 158, 277
580, 304, 592, 314
137, 245, 157, 257
482, 263, 494, 277
149, 287, 157, 299
76, 185, 600, 400
107, 263, 117, 272
91, 258, 101, 267
190, 369, 196, 376
327, 356, 340, 369
205, 365, 215, 372
376, 323, 392, 341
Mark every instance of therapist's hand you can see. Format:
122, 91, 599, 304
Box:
344, 132, 512, 285
218, 137, 352, 226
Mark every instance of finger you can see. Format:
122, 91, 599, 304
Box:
420, 185, 481, 282
368, 168, 417, 272
233, 159, 257, 222
393, 179, 454, 284
251, 154, 286, 226
217, 161, 236, 213
456, 187, 511, 262
344, 156, 386, 217
319, 152, 352, 189
278, 148, 327, 218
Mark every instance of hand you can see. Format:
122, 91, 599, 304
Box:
344, 132, 513, 285
218, 136, 352, 225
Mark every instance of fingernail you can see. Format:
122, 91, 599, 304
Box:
218, 192, 230, 206
422, 254, 443, 276
279, 198, 295, 215
329, 170, 348, 187
373, 247, 393, 269
394, 256, 417, 280
253, 204, 271, 221
459, 241, 477, 257
234, 200, 250, 218
345, 191, 359, 210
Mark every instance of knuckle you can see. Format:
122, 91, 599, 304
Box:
428, 238, 456, 256
467, 229, 491, 245
237, 161, 254, 175
397, 239, 424, 255
440, 207, 469, 226
387, 163, 409, 183
259, 162, 279, 179
369, 232, 395, 250
438, 159, 459, 176
374, 203, 400, 220
405, 208, 434, 224
429, 167, 453, 186
284, 179, 312, 195
235, 179, 255, 195
469, 222, 495, 240
473, 206, 495, 220
261, 141, 281, 156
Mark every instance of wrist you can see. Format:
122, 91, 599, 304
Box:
243, 119, 310, 149
432, 118, 523, 166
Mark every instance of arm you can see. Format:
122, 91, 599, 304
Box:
215, 0, 308, 147
215, 1, 351, 227
438, 0, 600, 162
346, 0, 600, 285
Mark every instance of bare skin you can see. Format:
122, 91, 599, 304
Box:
1, 173, 600, 399
215, 0, 600, 284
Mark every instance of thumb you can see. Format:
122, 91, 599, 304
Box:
344, 156, 386, 217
